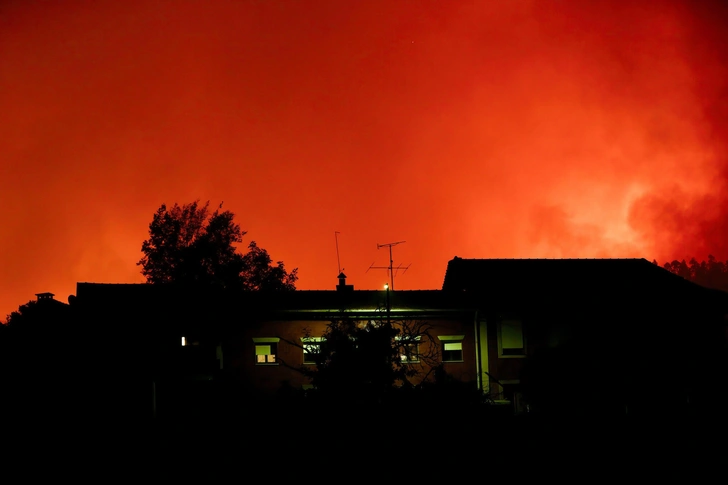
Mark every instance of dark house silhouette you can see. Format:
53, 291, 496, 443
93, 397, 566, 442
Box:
0, 291, 76, 421
72, 275, 480, 419
443, 257, 728, 417
14, 257, 728, 422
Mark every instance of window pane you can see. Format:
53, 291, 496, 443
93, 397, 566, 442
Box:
303, 343, 320, 363
444, 342, 462, 351
443, 351, 462, 361
501, 320, 524, 350
256, 343, 278, 363
400, 343, 419, 363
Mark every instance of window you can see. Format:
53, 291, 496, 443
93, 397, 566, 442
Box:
255, 344, 277, 363
443, 342, 463, 362
498, 320, 525, 358
301, 337, 324, 364
438, 335, 464, 362
397, 335, 421, 363
253, 337, 280, 365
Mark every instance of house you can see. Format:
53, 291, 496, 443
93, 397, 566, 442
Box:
61, 257, 728, 420
220, 282, 480, 400
442, 257, 728, 417
0, 292, 78, 421
72, 274, 482, 418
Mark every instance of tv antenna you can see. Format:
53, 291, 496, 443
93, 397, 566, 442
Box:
367, 240, 410, 290
335, 231, 344, 274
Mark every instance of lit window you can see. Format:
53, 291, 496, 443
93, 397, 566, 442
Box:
498, 320, 525, 358
301, 337, 324, 365
181, 336, 186, 347
397, 335, 421, 363
253, 337, 280, 365
256, 344, 277, 363
438, 335, 464, 362
443, 342, 463, 362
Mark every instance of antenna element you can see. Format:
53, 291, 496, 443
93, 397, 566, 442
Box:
367, 240, 410, 290
335, 231, 342, 274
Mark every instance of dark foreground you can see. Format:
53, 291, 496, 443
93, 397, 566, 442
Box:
4, 403, 726, 480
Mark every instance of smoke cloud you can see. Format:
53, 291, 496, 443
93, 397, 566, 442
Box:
1, 0, 727, 316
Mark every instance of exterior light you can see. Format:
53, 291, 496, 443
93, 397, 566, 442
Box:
384, 283, 389, 290
181, 336, 186, 347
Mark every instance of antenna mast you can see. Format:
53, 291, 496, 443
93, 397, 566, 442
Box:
367, 240, 410, 290
335, 231, 343, 274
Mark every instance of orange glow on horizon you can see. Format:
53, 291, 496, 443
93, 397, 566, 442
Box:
2, 1, 728, 316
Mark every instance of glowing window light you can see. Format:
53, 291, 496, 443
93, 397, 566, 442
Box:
442, 341, 463, 362
181, 336, 186, 347
252, 338, 280, 364
255, 344, 277, 363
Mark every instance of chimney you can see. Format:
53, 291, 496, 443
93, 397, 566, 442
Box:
336, 272, 353, 292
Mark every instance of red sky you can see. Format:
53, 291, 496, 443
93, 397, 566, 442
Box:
2, 0, 727, 316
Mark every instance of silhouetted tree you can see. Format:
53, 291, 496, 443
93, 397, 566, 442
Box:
138, 200, 297, 290
4, 299, 39, 327
302, 316, 404, 402
4, 297, 71, 329
659, 255, 728, 293
290, 313, 468, 407
239, 241, 299, 291
0, 296, 83, 421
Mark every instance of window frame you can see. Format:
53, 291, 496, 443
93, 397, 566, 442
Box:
301, 337, 325, 365
437, 335, 465, 363
396, 335, 422, 364
497, 319, 526, 359
253, 337, 280, 365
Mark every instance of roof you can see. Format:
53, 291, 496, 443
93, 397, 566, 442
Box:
441, 257, 727, 309
74, 283, 474, 319
75, 258, 728, 319
444, 257, 646, 289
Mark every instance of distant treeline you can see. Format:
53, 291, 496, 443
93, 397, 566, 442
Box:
657, 256, 728, 293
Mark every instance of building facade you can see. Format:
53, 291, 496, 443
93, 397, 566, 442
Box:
66, 257, 728, 419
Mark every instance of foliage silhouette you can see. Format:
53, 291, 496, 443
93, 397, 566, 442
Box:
0, 296, 86, 422
4, 298, 40, 327
300, 316, 406, 403
288, 312, 483, 408
138, 200, 297, 290
657, 255, 728, 292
